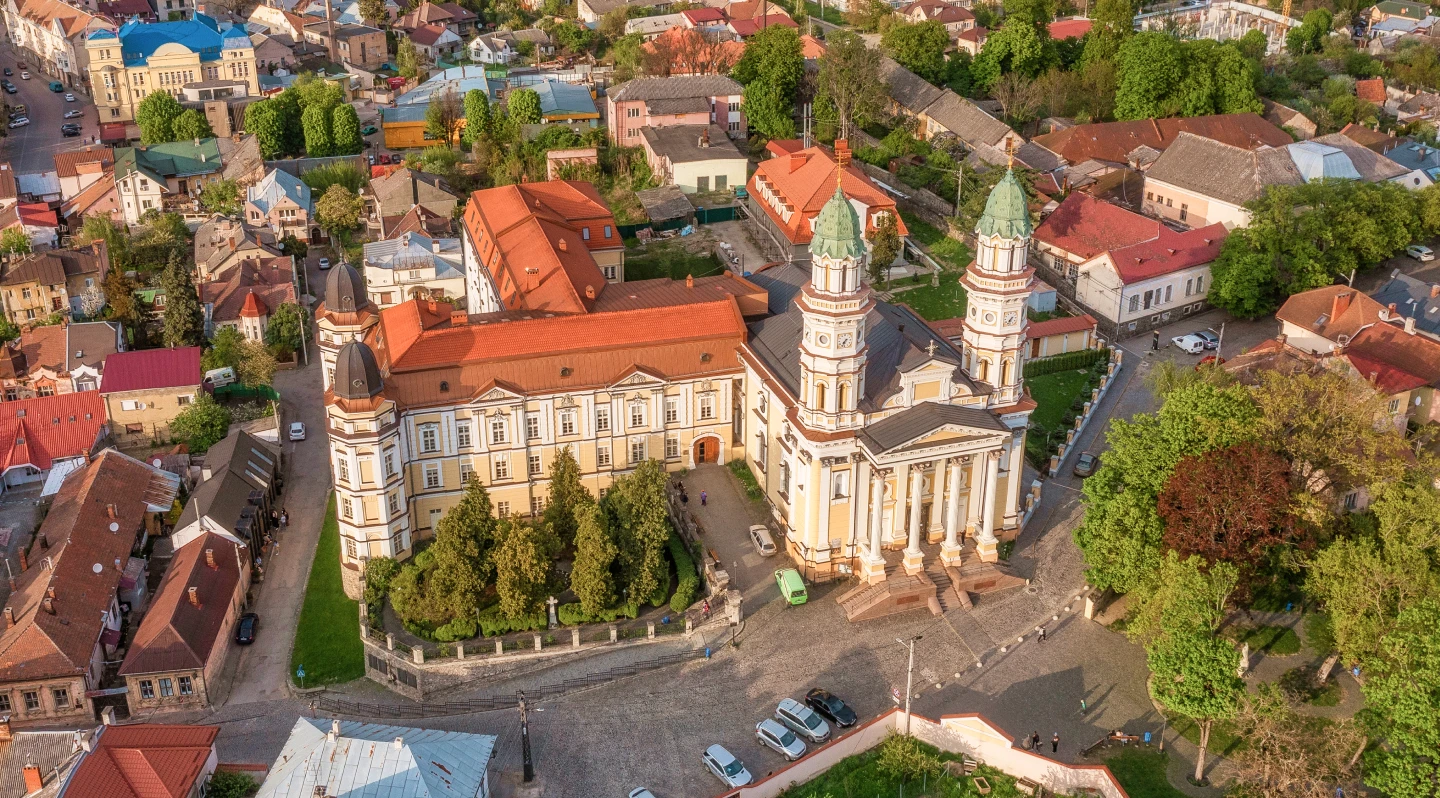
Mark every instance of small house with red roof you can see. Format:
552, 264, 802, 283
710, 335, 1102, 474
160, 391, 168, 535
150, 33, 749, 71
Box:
1031, 192, 1227, 337
0, 392, 108, 489
409, 22, 462, 61
199, 256, 297, 343
99, 347, 204, 446
62, 723, 223, 797
746, 140, 908, 265
728, 13, 798, 36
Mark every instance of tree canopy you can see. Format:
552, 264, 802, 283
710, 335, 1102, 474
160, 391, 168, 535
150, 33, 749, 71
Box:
732, 25, 804, 139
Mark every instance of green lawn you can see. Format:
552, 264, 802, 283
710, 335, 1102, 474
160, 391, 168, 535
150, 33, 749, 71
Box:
777, 737, 1024, 798
624, 242, 724, 281
901, 210, 973, 271
289, 493, 364, 686
1025, 369, 1094, 467
1228, 624, 1303, 656
801, 0, 847, 24
1103, 748, 1187, 798
891, 280, 968, 321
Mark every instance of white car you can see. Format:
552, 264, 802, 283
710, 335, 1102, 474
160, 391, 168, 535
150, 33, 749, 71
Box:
288, 422, 307, 441
756, 718, 807, 761
318, 257, 331, 270
62, 109, 82, 119
1171, 334, 1208, 354
6, 117, 27, 128
63, 93, 74, 102
776, 697, 831, 743
702, 744, 752, 788
627, 790, 658, 798
1406, 244, 1435, 262
19, 71, 28, 80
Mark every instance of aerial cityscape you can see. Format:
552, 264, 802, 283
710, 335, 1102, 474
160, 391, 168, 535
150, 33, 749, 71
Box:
0, 0, 1432, 794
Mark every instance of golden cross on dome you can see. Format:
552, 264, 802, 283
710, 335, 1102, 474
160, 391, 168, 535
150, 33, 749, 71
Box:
1006, 137, 1016, 169
926, 339, 938, 357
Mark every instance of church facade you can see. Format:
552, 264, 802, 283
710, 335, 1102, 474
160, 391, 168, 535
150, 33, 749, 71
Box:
318, 162, 1035, 599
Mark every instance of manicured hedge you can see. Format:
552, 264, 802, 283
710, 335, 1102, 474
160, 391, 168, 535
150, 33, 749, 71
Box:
668, 532, 701, 613
1025, 347, 1108, 378
557, 601, 640, 626
477, 605, 546, 637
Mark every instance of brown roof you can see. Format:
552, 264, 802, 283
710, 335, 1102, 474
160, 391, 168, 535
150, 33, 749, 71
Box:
0, 451, 178, 684
18, 325, 66, 374
1031, 113, 1293, 164
1338, 122, 1400, 153
0, 165, 15, 202
53, 147, 114, 179
198, 256, 296, 325
119, 534, 243, 676
0, 243, 106, 288
382, 203, 455, 238
1276, 285, 1387, 346
1355, 77, 1387, 105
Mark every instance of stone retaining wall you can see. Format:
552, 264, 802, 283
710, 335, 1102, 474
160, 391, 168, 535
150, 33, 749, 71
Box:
1047, 348, 1124, 478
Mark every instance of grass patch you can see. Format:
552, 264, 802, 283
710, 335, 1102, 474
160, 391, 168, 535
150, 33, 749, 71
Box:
1227, 624, 1303, 656
1102, 748, 1187, 798
801, 0, 846, 24
777, 735, 1024, 797
900, 210, 972, 271
728, 459, 764, 502
1024, 369, 1094, 466
1278, 665, 1343, 706
624, 242, 723, 282
290, 493, 364, 686
890, 280, 967, 321
1304, 612, 1335, 654
1167, 714, 1244, 757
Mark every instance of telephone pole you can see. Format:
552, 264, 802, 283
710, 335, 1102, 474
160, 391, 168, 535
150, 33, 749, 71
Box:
519, 691, 534, 782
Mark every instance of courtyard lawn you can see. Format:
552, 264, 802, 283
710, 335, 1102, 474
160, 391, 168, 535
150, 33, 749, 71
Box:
802, 0, 847, 24
1103, 748, 1188, 798
289, 493, 364, 686
624, 242, 724, 282
1024, 369, 1094, 466
901, 210, 973, 272
891, 280, 968, 321
777, 738, 1024, 798
1227, 624, 1303, 656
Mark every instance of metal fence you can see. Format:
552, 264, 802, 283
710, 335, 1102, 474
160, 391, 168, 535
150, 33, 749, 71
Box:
320, 648, 707, 718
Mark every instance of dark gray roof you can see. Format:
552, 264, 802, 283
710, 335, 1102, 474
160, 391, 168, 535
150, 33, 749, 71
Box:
325, 261, 369, 313
745, 263, 976, 413
0, 730, 88, 798
921, 90, 1011, 148
640, 125, 744, 164
609, 75, 741, 102
879, 57, 943, 113
175, 429, 279, 532
1017, 141, 1066, 172
66, 321, 122, 372
646, 96, 712, 115
1382, 138, 1440, 172
336, 340, 384, 400
858, 401, 1008, 453
635, 185, 694, 222
1370, 272, 1440, 338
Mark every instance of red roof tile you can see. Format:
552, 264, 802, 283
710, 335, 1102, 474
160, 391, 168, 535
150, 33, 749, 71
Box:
16, 203, 58, 228
1027, 313, 1097, 339
681, 7, 725, 24
1347, 321, 1440, 386
747, 143, 907, 247
65, 724, 219, 798
1047, 17, 1092, 38
409, 23, 449, 45
1355, 77, 1387, 105
1275, 286, 1386, 344
120, 533, 243, 676
53, 147, 114, 179
1032, 113, 1292, 164
0, 391, 106, 471
1034, 193, 1226, 284
730, 14, 798, 34
199, 257, 294, 325
99, 346, 202, 393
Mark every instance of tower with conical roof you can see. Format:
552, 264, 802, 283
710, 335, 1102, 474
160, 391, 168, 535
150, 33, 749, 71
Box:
795, 174, 873, 433
961, 165, 1034, 409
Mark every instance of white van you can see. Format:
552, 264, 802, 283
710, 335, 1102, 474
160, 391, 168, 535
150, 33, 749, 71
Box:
203, 367, 236, 388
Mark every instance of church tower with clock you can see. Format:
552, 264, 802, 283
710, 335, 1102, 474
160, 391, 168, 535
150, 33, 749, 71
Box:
961, 164, 1035, 411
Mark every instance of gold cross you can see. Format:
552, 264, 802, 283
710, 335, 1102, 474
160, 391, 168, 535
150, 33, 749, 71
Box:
926, 339, 938, 356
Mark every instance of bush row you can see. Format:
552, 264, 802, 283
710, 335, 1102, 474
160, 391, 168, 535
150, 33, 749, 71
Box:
1025, 347, 1109, 378
557, 601, 641, 626
477, 605, 547, 637
668, 532, 701, 613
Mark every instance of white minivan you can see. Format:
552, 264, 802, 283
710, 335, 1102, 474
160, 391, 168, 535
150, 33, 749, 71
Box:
203, 366, 236, 388
749, 524, 777, 557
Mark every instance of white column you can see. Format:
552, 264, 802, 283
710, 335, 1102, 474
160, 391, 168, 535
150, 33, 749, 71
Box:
941, 458, 963, 565
862, 469, 886, 583
966, 455, 984, 535
977, 451, 1001, 562
817, 458, 833, 558
1002, 432, 1026, 528
849, 458, 867, 559
892, 461, 910, 545
903, 466, 924, 574
926, 457, 946, 539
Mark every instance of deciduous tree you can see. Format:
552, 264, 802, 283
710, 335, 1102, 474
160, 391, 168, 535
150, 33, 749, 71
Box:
235, 338, 276, 387
882, 21, 950, 84
171, 108, 214, 141
244, 100, 286, 159
570, 497, 618, 615
397, 38, 420, 79
606, 459, 672, 604
733, 25, 803, 139
101, 266, 144, 335
136, 91, 185, 144
813, 31, 883, 139
314, 184, 366, 244
869, 212, 901, 279
971, 21, 1053, 91
508, 87, 542, 124
331, 103, 364, 155
1361, 598, 1440, 798
462, 88, 490, 146
199, 178, 241, 216
264, 301, 310, 354
169, 393, 232, 451
425, 86, 464, 147
1114, 31, 1184, 120
160, 251, 205, 348
359, 0, 387, 24
0, 227, 31, 256
301, 103, 334, 157
1229, 684, 1366, 798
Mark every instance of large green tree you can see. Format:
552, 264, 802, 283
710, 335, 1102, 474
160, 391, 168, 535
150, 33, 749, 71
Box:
301, 103, 334, 157
172, 108, 214, 141
606, 459, 672, 605
199, 178, 241, 216
1361, 599, 1440, 797
462, 88, 491, 147
160, 251, 205, 348
882, 21, 950, 85
1286, 8, 1332, 55
425, 86, 465, 147
814, 30, 885, 142
244, 100, 286, 159
314, 184, 366, 244
508, 88, 542, 124
1081, 0, 1134, 64
264, 301, 310, 355
0, 227, 31, 256
136, 91, 185, 144
732, 25, 804, 139
331, 104, 363, 155
1114, 31, 1184, 119
570, 497, 618, 615
493, 519, 559, 621
169, 393, 232, 451
543, 447, 589, 548
971, 21, 1054, 90
429, 479, 501, 618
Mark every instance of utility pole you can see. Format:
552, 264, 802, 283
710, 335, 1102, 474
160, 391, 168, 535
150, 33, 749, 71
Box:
896, 635, 922, 735
519, 691, 534, 782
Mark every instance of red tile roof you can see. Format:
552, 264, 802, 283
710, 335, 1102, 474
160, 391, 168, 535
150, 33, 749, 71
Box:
1032, 113, 1292, 164
748, 143, 907, 247
1047, 17, 1092, 38
1345, 349, 1431, 393
53, 147, 114, 179
409, 23, 449, 45
1276, 285, 1386, 344
0, 391, 106, 472
100, 346, 202, 393
730, 14, 798, 34
801, 34, 826, 58
681, 7, 725, 24
199, 257, 295, 325
1027, 313, 1097, 339
64, 724, 219, 798
1034, 193, 1226, 284
120, 533, 243, 676
1346, 320, 1440, 386
1355, 77, 1387, 105
17, 203, 58, 228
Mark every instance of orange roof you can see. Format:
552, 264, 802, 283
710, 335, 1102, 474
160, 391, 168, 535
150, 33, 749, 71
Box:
642, 27, 745, 75
747, 143, 907, 247
239, 290, 268, 318
1355, 77, 1387, 105
65, 724, 219, 798
1027, 314, 1097, 339
1276, 285, 1386, 345
54, 147, 114, 179
462, 181, 620, 315
1032, 113, 1292, 164
801, 34, 826, 58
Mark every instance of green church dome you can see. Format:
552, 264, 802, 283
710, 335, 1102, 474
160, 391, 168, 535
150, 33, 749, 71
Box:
810, 185, 864, 262
975, 168, 1032, 240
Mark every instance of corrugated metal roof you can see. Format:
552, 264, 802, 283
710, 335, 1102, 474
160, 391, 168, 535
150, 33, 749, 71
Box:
258, 719, 496, 798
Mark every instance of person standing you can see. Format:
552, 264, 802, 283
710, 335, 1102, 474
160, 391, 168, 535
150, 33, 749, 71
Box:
700, 490, 707, 507
1030, 731, 1040, 751
1152, 331, 1160, 351
1052, 732, 1060, 753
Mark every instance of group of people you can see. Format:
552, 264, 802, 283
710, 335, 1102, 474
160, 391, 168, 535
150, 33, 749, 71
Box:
675, 480, 708, 507
1024, 731, 1060, 753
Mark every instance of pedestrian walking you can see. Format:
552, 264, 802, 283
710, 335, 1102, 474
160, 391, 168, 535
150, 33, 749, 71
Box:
1052, 733, 1059, 753
281, 510, 289, 527
1038, 626, 1047, 642
700, 490, 707, 507
1152, 331, 1160, 351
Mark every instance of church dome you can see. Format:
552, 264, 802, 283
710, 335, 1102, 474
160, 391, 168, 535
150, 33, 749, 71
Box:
334, 340, 383, 400
975, 168, 1032, 240
810, 185, 864, 262
324, 261, 369, 314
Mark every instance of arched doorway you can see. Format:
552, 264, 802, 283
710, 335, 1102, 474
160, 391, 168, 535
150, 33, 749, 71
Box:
692, 435, 721, 465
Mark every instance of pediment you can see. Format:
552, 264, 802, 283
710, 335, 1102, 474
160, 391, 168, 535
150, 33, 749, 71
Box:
892, 423, 1005, 452
471, 379, 524, 404
609, 365, 667, 390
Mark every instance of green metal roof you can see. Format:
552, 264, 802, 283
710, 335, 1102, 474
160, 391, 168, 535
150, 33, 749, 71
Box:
115, 138, 223, 182
975, 167, 1031, 240
809, 185, 863, 262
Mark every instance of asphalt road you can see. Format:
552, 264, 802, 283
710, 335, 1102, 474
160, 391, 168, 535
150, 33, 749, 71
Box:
0, 48, 99, 175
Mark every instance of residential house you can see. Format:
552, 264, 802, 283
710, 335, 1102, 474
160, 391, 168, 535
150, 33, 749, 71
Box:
468, 32, 516, 63
639, 26, 745, 76
1370, 270, 1440, 343
3, 0, 113, 93
194, 215, 280, 281
728, 14, 799, 37
1369, 0, 1429, 24
606, 74, 744, 147
396, 0, 476, 34
641, 124, 747, 194
96, 0, 157, 24
59, 172, 122, 225
54, 147, 114, 200
246, 4, 307, 41
370, 167, 459, 233
533, 80, 600, 126
1030, 112, 1293, 165
251, 31, 296, 71
17, 172, 61, 204
0, 164, 17, 214
0, 722, 94, 796
954, 25, 986, 55
0, 202, 60, 250
171, 428, 281, 553
113, 138, 226, 226
0, 392, 108, 488
256, 719, 496, 798
86, 15, 259, 124
99, 345, 203, 444
626, 12, 688, 38
1263, 99, 1317, 139
460, 179, 626, 314
0, 320, 124, 400
0, 242, 107, 325
119, 534, 249, 713
1047, 16, 1091, 38
1337, 121, 1399, 152
363, 232, 465, 309
386, 203, 455, 238
307, 23, 385, 69
878, 58, 1015, 150
577, 0, 671, 22
0, 449, 179, 724
200, 255, 296, 342
218, 133, 266, 186
1142, 132, 1411, 229
62, 724, 224, 797
413, 22, 464, 61
245, 168, 314, 242
900, 0, 976, 32
468, 28, 553, 63
1030, 191, 1228, 338
1380, 138, 1440, 188
1025, 314, 1099, 358
1356, 76, 1387, 105
746, 140, 908, 265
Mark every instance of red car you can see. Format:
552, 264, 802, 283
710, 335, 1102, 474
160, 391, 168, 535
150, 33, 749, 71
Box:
378, 153, 390, 165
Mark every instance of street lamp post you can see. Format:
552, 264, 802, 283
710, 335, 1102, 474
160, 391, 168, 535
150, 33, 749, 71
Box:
519, 690, 534, 782
896, 635, 922, 735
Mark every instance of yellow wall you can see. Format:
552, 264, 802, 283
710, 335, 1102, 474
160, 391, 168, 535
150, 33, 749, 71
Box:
88, 40, 259, 124
105, 386, 202, 444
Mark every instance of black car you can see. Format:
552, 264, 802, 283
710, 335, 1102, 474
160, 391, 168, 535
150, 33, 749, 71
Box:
804, 688, 858, 728
235, 612, 259, 645
1, 83, 15, 95
60, 126, 79, 137
2, 68, 10, 76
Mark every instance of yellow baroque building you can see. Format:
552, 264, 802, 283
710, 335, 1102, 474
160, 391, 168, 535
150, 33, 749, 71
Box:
86, 14, 259, 124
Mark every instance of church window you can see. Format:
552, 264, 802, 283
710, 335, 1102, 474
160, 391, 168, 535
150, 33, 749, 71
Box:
1000, 359, 1012, 385
814, 382, 827, 410
976, 359, 989, 382
832, 471, 849, 499
837, 383, 849, 411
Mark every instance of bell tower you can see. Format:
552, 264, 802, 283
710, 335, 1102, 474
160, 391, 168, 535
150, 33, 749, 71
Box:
961, 159, 1034, 407
795, 151, 872, 432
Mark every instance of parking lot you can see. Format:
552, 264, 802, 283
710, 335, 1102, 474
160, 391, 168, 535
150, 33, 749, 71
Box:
0, 46, 98, 173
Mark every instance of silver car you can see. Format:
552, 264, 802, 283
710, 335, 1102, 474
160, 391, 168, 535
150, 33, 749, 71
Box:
702, 744, 752, 788
756, 718, 806, 761
776, 697, 831, 743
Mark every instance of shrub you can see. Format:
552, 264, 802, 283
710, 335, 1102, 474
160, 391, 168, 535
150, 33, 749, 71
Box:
557, 601, 640, 625
875, 733, 943, 782
1025, 347, 1109, 378
727, 459, 765, 502
477, 604, 545, 636
433, 617, 478, 641
668, 533, 701, 613
205, 771, 259, 798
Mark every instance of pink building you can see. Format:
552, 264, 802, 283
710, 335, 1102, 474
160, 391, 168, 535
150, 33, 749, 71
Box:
606, 74, 745, 148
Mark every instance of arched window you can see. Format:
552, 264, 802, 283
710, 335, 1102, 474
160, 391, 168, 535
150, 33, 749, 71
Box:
814, 381, 827, 410
1000, 359, 1012, 386
977, 358, 990, 382
837, 383, 849, 411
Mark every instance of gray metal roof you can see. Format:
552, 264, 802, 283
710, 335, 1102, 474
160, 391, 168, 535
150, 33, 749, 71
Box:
1371, 272, 1440, 338
258, 718, 496, 798
921, 91, 1011, 149
176, 429, 278, 532
640, 124, 744, 164
608, 74, 741, 102
858, 401, 1008, 454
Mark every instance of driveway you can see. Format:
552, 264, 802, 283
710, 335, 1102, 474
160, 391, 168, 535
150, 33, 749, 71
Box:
679, 464, 782, 606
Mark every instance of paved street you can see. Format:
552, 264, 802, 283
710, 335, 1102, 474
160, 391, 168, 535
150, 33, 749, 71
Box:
0, 41, 98, 174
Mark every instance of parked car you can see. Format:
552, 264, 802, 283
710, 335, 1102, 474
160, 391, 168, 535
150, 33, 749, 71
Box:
755, 718, 806, 761
7, 118, 29, 128
378, 153, 391, 164
62, 109, 82, 119
367, 154, 375, 165
1171, 334, 1207, 354
776, 697, 831, 743
1193, 330, 1219, 350
775, 568, 807, 606
1073, 452, 1099, 478
11, 104, 26, 114
804, 688, 858, 728
2, 68, 10, 76
318, 256, 332, 270
627, 790, 658, 798
203, 366, 236, 388
748, 524, 776, 557
19, 71, 29, 79
701, 745, 751, 788
289, 422, 307, 441
361, 124, 378, 135
235, 612, 259, 644
1407, 244, 1435, 262
1196, 355, 1226, 370
2, 83, 16, 94
60, 125, 79, 137
47, 81, 62, 92
63, 93, 74, 102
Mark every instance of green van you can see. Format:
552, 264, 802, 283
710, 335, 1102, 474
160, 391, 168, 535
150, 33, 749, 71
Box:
775, 568, 808, 606
47, 81, 63, 92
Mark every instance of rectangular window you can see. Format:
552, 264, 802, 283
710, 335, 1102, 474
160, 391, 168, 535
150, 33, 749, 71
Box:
1166, 197, 1173, 207
1344, 491, 1358, 511
346, 537, 357, 558
528, 453, 542, 475
582, 227, 590, 240
1179, 203, 1188, 221
384, 450, 397, 478
1143, 290, 1153, 310
597, 443, 611, 466
526, 414, 540, 440
21, 691, 37, 712
665, 434, 679, 459
699, 395, 715, 420
51, 688, 69, 709
560, 410, 576, 436
602, 265, 617, 280
1185, 277, 1194, 297
139, 682, 153, 700
1195, 275, 1205, 293
388, 492, 400, 515
629, 402, 645, 428
604, 225, 612, 238
664, 397, 678, 424
1389, 397, 1402, 413
596, 406, 610, 432
341, 497, 354, 520
716, 174, 727, 190
456, 421, 472, 448
420, 425, 439, 453
491, 418, 507, 444
0, 694, 9, 712
424, 463, 441, 489
177, 676, 193, 696
1128, 295, 1140, 313
497, 501, 511, 517
336, 457, 350, 483
460, 461, 474, 483
626, 107, 639, 118
530, 496, 546, 515
158, 678, 174, 698
494, 457, 510, 480
630, 439, 646, 464
177, 394, 193, 406
1164, 285, 1172, 303
1146, 191, 1153, 201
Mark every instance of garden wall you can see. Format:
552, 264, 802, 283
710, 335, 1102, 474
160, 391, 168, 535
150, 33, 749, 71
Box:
1046, 348, 1124, 478
850, 159, 957, 230
712, 709, 1128, 798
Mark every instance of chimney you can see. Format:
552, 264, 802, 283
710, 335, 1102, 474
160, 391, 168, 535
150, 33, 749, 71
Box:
38, 534, 46, 550
0, 716, 12, 741
42, 597, 53, 614
18, 550, 26, 572
332, 719, 341, 736
584, 285, 596, 299
106, 504, 116, 519
789, 152, 807, 173
205, 548, 215, 568
699, 127, 710, 148
431, 238, 442, 253
1276, 332, 1288, 346
450, 310, 467, 325
187, 586, 199, 607
1332, 290, 1353, 320
834, 138, 850, 169
686, 273, 694, 288
3, 608, 12, 628
393, 736, 404, 750
1406, 316, 1417, 334
558, 238, 567, 252
426, 300, 438, 314
22, 760, 41, 794
101, 706, 116, 726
